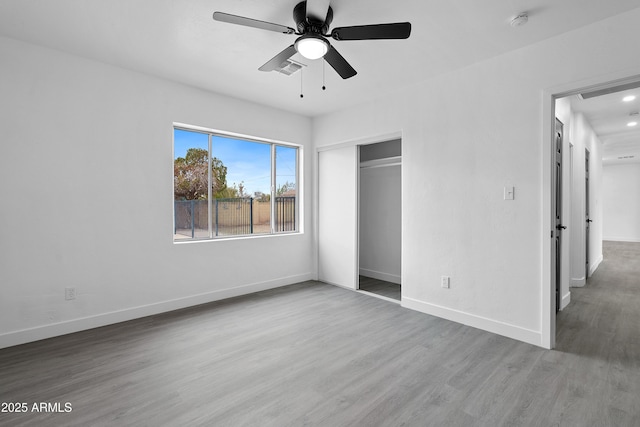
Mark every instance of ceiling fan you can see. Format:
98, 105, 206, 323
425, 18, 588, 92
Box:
213, 0, 411, 79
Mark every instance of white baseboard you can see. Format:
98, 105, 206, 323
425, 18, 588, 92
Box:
571, 277, 586, 287
0, 273, 314, 350
589, 254, 603, 277
401, 297, 542, 347
603, 237, 640, 243
561, 292, 571, 310
359, 268, 401, 285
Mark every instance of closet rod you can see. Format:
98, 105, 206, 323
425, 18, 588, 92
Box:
360, 155, 402, 169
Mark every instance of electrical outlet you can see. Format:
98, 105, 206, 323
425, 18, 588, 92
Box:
65, 287, 76, 300
504, 186, 515, 200
441, 276, 450, 289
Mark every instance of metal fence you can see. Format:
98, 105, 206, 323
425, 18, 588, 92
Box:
174, 199, 209, 239
174, 197, 296, 239
276, 196, 296, 232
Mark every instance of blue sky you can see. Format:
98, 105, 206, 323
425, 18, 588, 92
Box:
174, 129, 296, 196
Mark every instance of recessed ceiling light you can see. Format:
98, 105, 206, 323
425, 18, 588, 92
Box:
623, 95, 636, 102
628, 121, 638, 127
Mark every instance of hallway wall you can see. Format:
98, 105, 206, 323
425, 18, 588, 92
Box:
603, 163, 640, 242
565, 108, 604, 285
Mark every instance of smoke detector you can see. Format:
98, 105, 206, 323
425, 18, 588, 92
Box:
510, 13, 529, 27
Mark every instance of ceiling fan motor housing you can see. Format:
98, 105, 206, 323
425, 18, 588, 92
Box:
293, 1, 333, 34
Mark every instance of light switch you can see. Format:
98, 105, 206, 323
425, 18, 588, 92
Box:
504, 186, 515, 200
441, 276, 450, 289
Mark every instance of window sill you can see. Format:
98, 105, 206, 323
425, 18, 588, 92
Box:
173, 231, 302, 244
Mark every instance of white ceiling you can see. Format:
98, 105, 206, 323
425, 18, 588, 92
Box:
1, 0, 639, 162
1, 0, 639, 119
571, 83, 640, 165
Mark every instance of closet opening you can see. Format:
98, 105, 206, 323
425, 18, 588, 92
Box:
358, 139, 402, 302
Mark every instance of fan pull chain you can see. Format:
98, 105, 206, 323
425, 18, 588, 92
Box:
300, 68, 304, 98
322, 61, 326, 91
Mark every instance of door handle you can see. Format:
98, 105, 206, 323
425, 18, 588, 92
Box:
556, 224, 567, 230
586, 219, 593, 223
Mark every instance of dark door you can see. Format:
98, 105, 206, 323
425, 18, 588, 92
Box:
585, 149, 591, 279
554, 119, 565, 313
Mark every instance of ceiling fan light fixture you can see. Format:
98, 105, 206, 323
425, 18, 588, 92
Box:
214, 3, 411, 80
295, 34, 329, 60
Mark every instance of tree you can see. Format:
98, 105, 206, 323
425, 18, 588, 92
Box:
236, 181, 249, 198
254, 191, 270, 202
276, 181, 296, 196
174, 148, 228, 200
216, 181, 253, 199
215, 186, 239, 199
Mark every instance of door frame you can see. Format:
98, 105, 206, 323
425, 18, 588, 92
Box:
542, 71, 640, 349
357, 140, 402, 298
315, 131, 403, 290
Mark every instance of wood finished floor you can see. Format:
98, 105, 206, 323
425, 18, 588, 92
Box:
1, 241, 639, 426
358, 276, 401, 301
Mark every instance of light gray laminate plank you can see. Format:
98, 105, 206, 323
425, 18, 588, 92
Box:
1, 242, 640, 426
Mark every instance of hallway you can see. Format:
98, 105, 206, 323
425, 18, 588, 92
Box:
554, 241, 640, 423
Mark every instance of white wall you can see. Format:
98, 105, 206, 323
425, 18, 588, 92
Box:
359, 163, 401, 284
313, 8, 640, 347
0, 36, 313, 348
603, 163, 640, 242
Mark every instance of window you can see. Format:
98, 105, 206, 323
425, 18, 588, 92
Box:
173, 126, 299, 241
275, 145, 298, 232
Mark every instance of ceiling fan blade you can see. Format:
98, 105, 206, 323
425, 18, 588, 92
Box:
213, 12, 295, 34
258, 45, 298, 72
305, 0, 331, 23
324, 45, 357, 79
331, 22, 411, 40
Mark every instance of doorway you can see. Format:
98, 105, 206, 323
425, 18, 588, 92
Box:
316, 133, 402, 294
357, 140, 402, 302
547, 74, 640, 348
